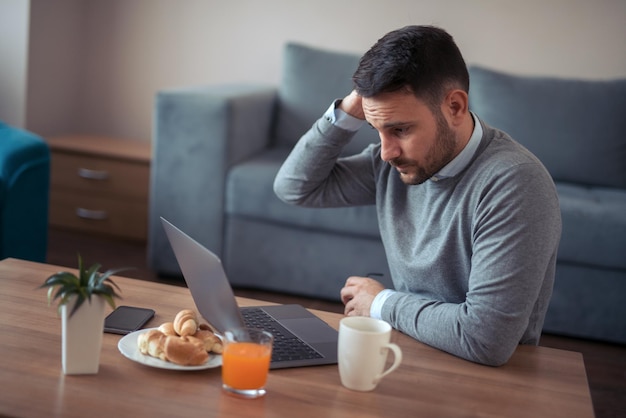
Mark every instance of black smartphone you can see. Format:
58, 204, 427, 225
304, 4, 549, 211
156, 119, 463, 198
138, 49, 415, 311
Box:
104, 306, 155, 334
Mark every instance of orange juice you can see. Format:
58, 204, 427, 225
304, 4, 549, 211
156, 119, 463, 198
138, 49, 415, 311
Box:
222, 342, 271, 390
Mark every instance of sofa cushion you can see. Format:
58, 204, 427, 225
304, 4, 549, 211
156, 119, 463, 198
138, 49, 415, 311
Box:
556, 183, 626, 270
469, 66, 626, 189
225, 148, 380, 239
274, 43, 379, 156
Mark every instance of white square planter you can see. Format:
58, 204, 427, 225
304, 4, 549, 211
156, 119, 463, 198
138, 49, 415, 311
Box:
61, 296, 106, 375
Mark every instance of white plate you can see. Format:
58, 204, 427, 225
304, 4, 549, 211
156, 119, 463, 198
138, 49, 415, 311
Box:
118, 328, 222, 371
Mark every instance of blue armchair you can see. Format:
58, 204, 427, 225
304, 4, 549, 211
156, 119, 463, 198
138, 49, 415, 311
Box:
0, 121, 50, 262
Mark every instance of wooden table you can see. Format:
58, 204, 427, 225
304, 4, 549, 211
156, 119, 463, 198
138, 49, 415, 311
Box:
0, 258, 594, 418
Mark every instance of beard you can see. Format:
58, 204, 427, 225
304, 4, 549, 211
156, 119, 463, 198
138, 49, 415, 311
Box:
390, 112, 458, 185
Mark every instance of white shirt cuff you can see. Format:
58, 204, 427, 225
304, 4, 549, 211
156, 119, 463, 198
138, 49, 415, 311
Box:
324, 100, 365, 132
370, 289, 396, 319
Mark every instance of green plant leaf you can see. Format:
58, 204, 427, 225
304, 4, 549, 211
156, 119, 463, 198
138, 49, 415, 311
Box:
39, 272, 76, 288
46, 286, 57, 305
69, 294, 87, 317
85, 263, 101, 287
50, 286, 68, 304
99, 293, 117, 310
40, 254, 126, 318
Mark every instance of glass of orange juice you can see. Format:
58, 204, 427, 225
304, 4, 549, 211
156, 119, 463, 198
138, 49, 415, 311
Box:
221, 328, 273, 398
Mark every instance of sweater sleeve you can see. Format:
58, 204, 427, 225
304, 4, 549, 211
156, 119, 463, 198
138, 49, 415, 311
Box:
381, 160, 561, 366
273, 116, 377, 207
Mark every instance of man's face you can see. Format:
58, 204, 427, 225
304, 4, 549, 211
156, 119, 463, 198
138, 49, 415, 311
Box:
362, 91, 459, 185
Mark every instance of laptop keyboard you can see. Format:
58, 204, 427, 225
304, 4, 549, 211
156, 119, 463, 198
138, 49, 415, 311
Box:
240, 307, 323, 362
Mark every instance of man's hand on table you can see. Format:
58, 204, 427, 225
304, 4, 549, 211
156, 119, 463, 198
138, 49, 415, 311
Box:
341, 276, 385, 317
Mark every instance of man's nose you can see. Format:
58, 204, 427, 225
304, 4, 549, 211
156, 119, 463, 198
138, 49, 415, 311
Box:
380, 134, 400, 162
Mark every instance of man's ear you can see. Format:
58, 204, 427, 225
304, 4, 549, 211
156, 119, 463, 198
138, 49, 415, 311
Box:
441, 89, 469, 126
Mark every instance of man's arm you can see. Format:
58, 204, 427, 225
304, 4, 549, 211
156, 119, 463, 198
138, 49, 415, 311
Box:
384, 164, 561, 366
341, 160, 561, 367
273, 93, 376, 207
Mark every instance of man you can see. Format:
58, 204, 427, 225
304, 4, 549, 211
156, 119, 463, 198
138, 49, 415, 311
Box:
273, 25, 561, 366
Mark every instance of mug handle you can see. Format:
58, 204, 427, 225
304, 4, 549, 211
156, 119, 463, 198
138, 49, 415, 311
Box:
373, 343, 403, 384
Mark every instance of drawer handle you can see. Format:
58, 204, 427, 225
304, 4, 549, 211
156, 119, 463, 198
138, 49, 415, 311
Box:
78, 167, 109, 181
76, 207, 108, 220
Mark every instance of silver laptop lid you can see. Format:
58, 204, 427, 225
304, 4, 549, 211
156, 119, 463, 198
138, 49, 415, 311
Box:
160, 217, 245, 334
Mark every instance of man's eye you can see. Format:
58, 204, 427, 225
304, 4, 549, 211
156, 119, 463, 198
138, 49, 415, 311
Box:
394, 127, 408, 135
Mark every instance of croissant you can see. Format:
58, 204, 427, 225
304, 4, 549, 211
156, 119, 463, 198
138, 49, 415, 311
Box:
137, 329, 167, 361
137, 328, 154, 354
158, 322, 177, 336
173, 309, 198, 336
137, 309, 222, 366
164, 335, 209, 366
194, 329, 223, 354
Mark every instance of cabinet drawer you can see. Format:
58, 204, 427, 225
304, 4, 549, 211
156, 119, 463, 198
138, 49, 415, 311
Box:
50, 190, 147, 240
50, 152, 149, 198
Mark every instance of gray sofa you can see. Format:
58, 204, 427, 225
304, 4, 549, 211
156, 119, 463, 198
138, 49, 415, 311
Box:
468, 67, 626, 344
148, 43, 626, 344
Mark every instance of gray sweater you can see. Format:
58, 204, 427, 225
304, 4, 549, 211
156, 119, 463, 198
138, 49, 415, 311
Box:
274, 116, 561, 366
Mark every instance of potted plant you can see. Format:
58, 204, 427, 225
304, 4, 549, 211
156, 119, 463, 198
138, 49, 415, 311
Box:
40, 255, 125, 375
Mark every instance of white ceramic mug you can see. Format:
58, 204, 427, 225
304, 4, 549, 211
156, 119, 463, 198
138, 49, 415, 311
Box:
338, 316, 403, 391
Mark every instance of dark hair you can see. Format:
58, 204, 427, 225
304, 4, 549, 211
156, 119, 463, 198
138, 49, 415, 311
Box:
353, 25, 469, 109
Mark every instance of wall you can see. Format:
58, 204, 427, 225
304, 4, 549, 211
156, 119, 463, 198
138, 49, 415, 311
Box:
0, 0, 30, 127
26, 0, 86, 135
24, 0, 626, 141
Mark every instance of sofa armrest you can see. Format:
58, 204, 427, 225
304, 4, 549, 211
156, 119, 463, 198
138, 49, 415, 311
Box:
148, 84, 277, 274
0, 122, 50, 262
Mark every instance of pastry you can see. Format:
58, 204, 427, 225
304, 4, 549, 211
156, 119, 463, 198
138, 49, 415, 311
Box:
194, 329, 223, 354
136, 309, 222, 366
173, 309, 198, 336
164, 335, 209, 366
158, 322, 177, 336
137, 329, 167, 361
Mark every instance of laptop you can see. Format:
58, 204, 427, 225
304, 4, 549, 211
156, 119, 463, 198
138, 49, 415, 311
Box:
160, 217, 338, 369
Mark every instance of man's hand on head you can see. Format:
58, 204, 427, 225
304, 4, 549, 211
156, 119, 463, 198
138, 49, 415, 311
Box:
338, 90, 365, 120
340, 276, 385, 317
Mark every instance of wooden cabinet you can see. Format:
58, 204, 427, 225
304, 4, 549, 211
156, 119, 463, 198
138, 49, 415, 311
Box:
47, 135, 151, 241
